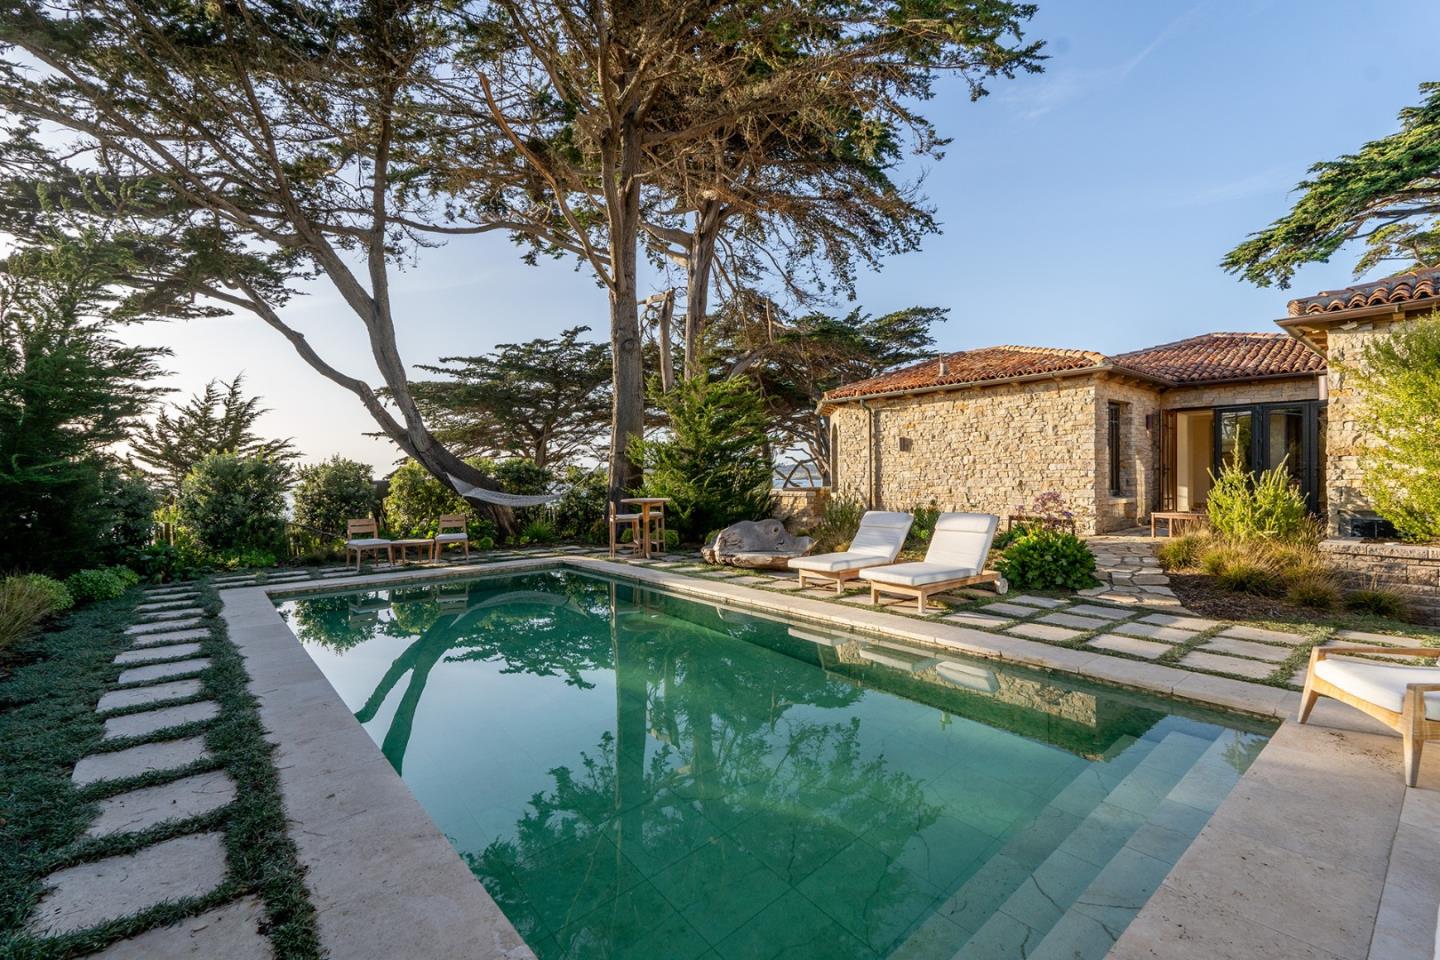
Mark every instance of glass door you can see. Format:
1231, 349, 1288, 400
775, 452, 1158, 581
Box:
1213, 402, 1321, 512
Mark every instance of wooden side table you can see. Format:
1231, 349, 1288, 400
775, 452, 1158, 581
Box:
1150, 511, 1206, 538
619, 497, 671, 558
392, 538, 435, 563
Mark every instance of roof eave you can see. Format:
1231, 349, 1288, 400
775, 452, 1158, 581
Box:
818, 362, 1171, 412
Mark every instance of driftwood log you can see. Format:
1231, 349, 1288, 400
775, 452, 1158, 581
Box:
702, 519, 814, 569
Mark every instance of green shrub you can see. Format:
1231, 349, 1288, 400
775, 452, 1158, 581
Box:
216, 548, 280, 571
1352, 314, 1440, 542
384, 458, 471, 539
1214, 558, 1278, 595
905, 501, 942, 551
809, 495, 866, 553
519, 518, 558, 545
105, 565, 141, 588
293, 456, 376, 541
1285, 572, 1341, 610
135, 542, 208, 583
1206, 459, 1310, 543
550, 466, 608, 543
633, 376, 774, 542
97, 471, 160, 564
12, 574, 73, 614
1157, 532, 1208, 571
1345, 588, 1411, 620
995, 529, 1097, 591
0, 576, 65, 654
64, 568, 128, 604
177, 452, 291, 554
992, 522, 1037, 552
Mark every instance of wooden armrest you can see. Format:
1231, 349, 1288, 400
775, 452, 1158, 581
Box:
1315, 645, 1440, 659
1405, 683, 1440, 694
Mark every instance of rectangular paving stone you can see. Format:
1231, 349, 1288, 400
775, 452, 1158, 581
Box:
26, 832, 228, 937
981, 601, 1042, 618
118, 658, 211, 686
103, 701, 220, 741
1089, 634, 1173, 660
136, 608, 204, 622
1139, 613, 1221, 631
131, 627, 210, 647
1038, 612, 1110, 631
1111, 622, 1195, 644
943, 611, 1016, 629
81, 896, 269, 960
1065, 603, 1134, 621
87, 771, 236, 838
1217, 624, 1309, 646
1203, 636, 1291, 663
115, 643, 203, 665
1007, 595, 1068, 609
1333, 629, 1413, 646
1007, 622, 1083, 642
126, 618, 203, 636
1179, 650, 1278, 680
134, 600, 198, 613
72, 736, 210, 786
97, 679, 203, 713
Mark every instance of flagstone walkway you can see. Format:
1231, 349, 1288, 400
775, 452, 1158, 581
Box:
24, 582, 274, 959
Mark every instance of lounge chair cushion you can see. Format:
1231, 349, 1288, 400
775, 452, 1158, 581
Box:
847, 511, 915, 558
789, 551, 890, 574
434, 532, 468, 542
1314, 657, 1440, 720
860, 561, 979, 587
346, 538, 391, 548
926, 512, 999, 569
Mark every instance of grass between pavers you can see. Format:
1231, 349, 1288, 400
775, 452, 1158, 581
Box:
0, 581, 321, 959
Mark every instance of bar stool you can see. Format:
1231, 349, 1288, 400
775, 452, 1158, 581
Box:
608, 502, 643, 559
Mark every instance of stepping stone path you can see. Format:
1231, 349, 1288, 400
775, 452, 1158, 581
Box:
97, 679, 204, 713
86, 771, 236, 839
136, 608, 204, 622
72, 736, 211, 787
103, 701, 220, 741
118, 658, 211, 687
127, 618, 204, 636
944, 611, 1017, 629
131, 628, 210, 647
1006, 594, 1068, 609
1202, 636, 1291, 663
1178, 649, 1278, 680
1082, 535, 1187, 609
1215, 624, 1308, 646
983, 601, 1044, 618
1112, 622, 1196, 644
1038, 612, 1110, 631
1008, 622, 1083, 643
115, 642, 204, 665
1066, 603, 1133, 621
83, 896, 271, 960
27, 833, 228, 937
1089, 634, 1173, 660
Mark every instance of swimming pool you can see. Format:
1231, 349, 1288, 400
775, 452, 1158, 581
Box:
276, 568, 1272, 960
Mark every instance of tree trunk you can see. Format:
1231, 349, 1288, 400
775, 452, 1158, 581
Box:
682, 199, 723, 379
657, 289, 675, 393
606, 111, 645, 507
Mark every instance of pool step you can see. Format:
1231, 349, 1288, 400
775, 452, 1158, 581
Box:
944, 730, 1215, 956
1023, 733, 1242, 959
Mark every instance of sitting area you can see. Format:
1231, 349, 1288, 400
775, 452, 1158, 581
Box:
788, 511, 913, 593
860, 512, 1007, 613
345, 519, 393, 570
433, 513, 470, 561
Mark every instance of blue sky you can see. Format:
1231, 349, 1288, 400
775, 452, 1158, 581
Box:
125, 0, 1440, 471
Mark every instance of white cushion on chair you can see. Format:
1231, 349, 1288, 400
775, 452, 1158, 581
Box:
789, 551, 889, 574
926, 513, 999, 570
848, 511, 914, 559
346, 538, 391, 547
1314, 657, 1440, 720
860, 562, 978, 587
434, 533, 468, 542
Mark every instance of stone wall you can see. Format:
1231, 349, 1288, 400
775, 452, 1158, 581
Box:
1094, 380, 1160, 532
828, 375, 1124, 535
1319, 539, 1440, 625
771, 487, 828, 529
1323, 320, 1405, 537
1159, 378, 1320, 411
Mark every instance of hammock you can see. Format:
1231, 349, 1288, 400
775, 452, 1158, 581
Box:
447, 473, 563, 508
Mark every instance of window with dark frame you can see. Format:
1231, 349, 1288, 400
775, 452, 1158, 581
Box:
1107, 402, 1123, 496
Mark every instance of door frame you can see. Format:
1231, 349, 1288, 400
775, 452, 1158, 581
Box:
1211, 400, 1324, 512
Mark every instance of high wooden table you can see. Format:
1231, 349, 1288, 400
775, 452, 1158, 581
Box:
1150, 511, 1206, 538
620, 497, 671, 558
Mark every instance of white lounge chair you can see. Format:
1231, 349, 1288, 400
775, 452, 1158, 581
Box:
788, 511, 914, 593
860, 512, 1006, 613
1299, 645, 1440, 786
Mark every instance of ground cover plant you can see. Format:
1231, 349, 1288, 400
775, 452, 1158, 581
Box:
995, 527, 1097, 591
0, 585, 322, 957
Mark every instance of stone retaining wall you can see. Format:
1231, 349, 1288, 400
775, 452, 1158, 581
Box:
1320, 538, 1440, 625
772, 487, 828, 529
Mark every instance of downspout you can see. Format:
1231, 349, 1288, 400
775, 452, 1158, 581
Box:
859, 398, 875, 508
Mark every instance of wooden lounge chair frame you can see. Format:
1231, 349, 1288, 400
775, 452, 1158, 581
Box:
791, 511, 914, 594
868, 571, 1008, 615
1299, 644, 1440, 786
798, 567, 874, 594
345, 518, 393, 570
433, 513, 470, 561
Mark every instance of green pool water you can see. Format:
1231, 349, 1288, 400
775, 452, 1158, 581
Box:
277, 569, 1272, 960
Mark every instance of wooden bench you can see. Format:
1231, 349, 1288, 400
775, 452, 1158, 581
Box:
1150, 511, 1206, 538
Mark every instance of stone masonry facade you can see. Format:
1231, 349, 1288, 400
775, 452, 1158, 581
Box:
1319, 539, 1440, 625
829, 373, 1321, 536
1321, 319, 1403, 537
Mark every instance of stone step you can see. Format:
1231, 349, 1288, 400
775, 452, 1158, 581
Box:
26, 832, 228, 937
117, 658, 211, 687
97, 680, 204, 714
115, 643, 204, 666
103, 701, 220, 741
130, 627, 210, 648
134, 600, 200, 614
81, 896, 270, 960
126, 618, 204, 637
135, 608, 205, 623
86, 771, 237, 839
71, 736, 211, 787
951, 731, 1208, 953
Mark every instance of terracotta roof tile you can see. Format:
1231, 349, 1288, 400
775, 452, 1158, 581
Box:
1115, 332, 1324, 384
1287, 267, 1440, 316
823, 333, 1323, 403
823, 345, 1108, 401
